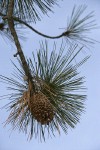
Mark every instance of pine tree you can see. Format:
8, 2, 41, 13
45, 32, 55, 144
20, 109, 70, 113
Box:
0, 0, 96, 141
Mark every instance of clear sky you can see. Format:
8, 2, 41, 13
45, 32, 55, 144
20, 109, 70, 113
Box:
0, 0, 100, 150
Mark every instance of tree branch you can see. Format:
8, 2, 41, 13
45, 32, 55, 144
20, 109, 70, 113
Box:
7, 0, 35, 90
12, 17, 64, 39
1, 12, 66, 39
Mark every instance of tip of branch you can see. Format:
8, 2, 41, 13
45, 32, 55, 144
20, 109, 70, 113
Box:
13, 52, 19, 57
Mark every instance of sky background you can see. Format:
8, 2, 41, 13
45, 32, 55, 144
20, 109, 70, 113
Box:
0, 0, 100, 150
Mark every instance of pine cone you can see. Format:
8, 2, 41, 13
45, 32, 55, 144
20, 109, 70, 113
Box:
29, 92, 54, 125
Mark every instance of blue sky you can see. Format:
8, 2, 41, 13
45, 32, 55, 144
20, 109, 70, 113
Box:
0, 0, 100, 150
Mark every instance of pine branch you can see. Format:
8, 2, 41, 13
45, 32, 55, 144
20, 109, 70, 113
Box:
7, 0, 34, 89
0, 12, 66, 39
0, 0, 61, 23
1, 5, 96, 46
12, 16, 64, 39
0, 41, 88, 140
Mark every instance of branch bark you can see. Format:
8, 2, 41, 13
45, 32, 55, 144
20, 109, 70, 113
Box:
7, 0, 35, 91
